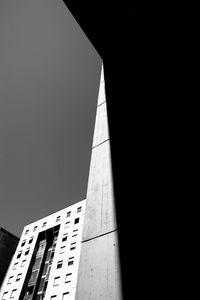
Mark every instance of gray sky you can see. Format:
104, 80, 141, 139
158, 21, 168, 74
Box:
0, 0, 102, 237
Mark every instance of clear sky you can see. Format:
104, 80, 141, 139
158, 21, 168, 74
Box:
0, 0, 102, 237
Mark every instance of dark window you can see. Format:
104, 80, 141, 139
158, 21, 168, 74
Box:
7, 276, 13, 284
25, 229, 29, 235
68, 257, 74, 266
53, 276, 60, 286
77, 207, 82, 213
57, 260, 63, 269
33, 226, 37, 232
29, 237, 33, 244
62, 234, 68, 242
25, 248, 30, 255
74, 218, 79, 224
21, 240, 26, 247
65, 273, 72, 283
66, 211, 71, 217
70, 242, 76, 250
65, 221, 70, 228
17, 251, 22, 259
56, 216, 60, 222
16, 273, 22, 281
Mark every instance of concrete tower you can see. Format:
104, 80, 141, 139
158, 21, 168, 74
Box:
75, 64, 122, 299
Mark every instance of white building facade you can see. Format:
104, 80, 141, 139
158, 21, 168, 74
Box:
0, 200, 86, 300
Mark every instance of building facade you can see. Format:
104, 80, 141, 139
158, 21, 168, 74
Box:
0, 200, 86, 300
0, 228, 19, 288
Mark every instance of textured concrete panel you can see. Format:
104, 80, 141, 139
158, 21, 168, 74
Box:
83, 141, 116, 240
97, 80, 106, 106
97, 64, 105, 106
75, 231, 122, 300
92, 102, 109, 148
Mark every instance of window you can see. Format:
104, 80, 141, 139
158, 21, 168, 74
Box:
42, 222, 47, 228
21, 260, 26, 267
65, 221, 70, 228
25, 248, 30, 255
68, 257, 74, 266
13, 262, 18, 270
21, 240, 26, 247
56, 216, 60, 222
33, 226, 37, 232
72, 229, 78, 237
2, 292, 8, 300
17, 251, 22, 259
16, 273, 22, 281
62, 233, 68, 242
29, 237, 33, 244
25, 229, 29, 235
74, 217, 79, 224
65, 273, 72, 283
50, 296, 57, 299
62, 292, 69, 299
10, 289, 17, 298
77, 206, 82, 213
70, 242, 76, 251
7, 276, 13, 284
60, 246, 66, 254
57, 260, 63, 269
66, 211, 71, 217
53, 276, 60, 286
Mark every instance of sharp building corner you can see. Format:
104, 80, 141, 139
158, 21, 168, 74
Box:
75, 63, 123, 299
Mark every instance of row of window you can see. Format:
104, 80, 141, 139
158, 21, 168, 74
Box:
53, 272, 72, 286
56, 256, 74, 269
51, 293, 70, 300
16, 247, 30, 259
61, 229, 78, 242
2, 290, 70, 300
2, 289, 17, 299
60, 241, 76, 253
12, 259, 26, 270
7, 273, 22, 285
24, 215, 81, 236
20, 236, 33, 248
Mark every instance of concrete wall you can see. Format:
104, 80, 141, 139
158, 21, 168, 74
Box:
75, 64, 122, 299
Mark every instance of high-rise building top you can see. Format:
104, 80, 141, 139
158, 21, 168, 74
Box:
0, 228, 19, 289
0, 200, 86, 300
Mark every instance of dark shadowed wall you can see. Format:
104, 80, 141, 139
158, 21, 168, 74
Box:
0, 0, 102, 237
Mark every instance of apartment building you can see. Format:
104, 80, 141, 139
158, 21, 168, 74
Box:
0, 200, 85, 300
